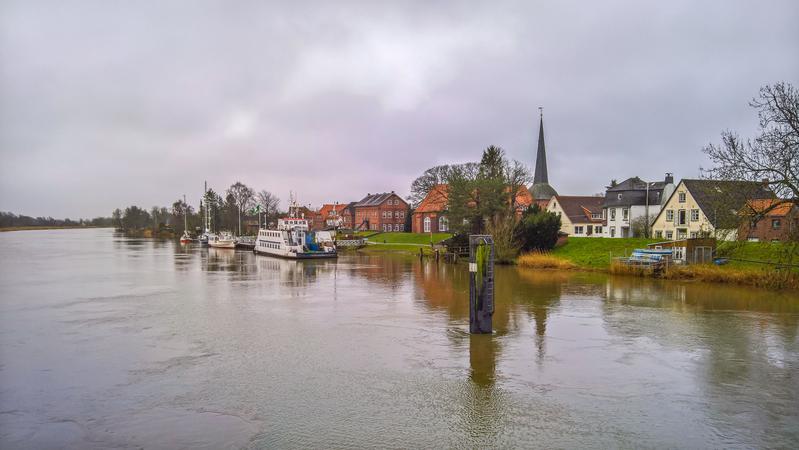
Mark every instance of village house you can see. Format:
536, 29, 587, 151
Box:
738, 199, 798, 242
353, 192, 410, 232
546, 195, 605, 237
411, 184, 534, 234
339, 202, 357, 230
316, 202, 352, 230
650, 179, 774, 241
602, 174, 675, 238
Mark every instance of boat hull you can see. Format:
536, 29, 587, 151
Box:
208, 241, 236, 249
254, 247, 337, 259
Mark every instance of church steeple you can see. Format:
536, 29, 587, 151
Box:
534, 108, 548, 184
529, 107, 558, 201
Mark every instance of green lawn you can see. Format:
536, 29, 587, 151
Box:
550, 237, 658, 269
716, 241, 798, 269
366, 232, 452, 245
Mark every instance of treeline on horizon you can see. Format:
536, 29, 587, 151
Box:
0, 211, 114, 228
113, 182, 282, 236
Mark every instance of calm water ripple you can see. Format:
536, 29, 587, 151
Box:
0, 229, 797, 448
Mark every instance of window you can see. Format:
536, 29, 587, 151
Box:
690, 232, 698, 238
610, 208, 616, 220
655, 230, 663, 239
382, 211, 388, 219
439, 216, 449, 232
666, 230, 673, 239
610, 227, 616, 237
423, 217, 431, 233
617, 193, 622, 200
574, 226, 584, 235
678, 210, 687, 225
678, 192, 686, 203
772, 219, 781, 229
674, 247, 684, 260
677, 229, 687, 239
595, 226, 602, 234
394, 224, 400, 231
690, 209, 699, 222
394, 211, 399, 218
622, 208, 629, 221
591, 213, 601, 219
666, 210, 674, 222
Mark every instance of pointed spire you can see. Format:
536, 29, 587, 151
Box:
534, 107, 548, 184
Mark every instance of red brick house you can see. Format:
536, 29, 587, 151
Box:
411, 184, 534, 233
412, 184, 450, 233
339, 202, 357, 230
739, 199, 798, 242
354, 192, 409, 232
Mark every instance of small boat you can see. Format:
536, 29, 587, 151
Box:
254, 198, 337, 259
208, 232, 236, 249
179, 231, 193, 244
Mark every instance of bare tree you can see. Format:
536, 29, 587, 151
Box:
703, 82, 799, 220
256, 190, 281, 227
227, 181, 255, 235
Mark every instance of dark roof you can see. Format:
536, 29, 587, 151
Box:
354, 192, 408, 208
680, 179, 775, 227
603, 176, 667, 207
533, 114, 549, 184
529, 182, 558, 200
552, 195, 604, 223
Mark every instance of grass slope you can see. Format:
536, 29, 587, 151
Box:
551, 237, 658, 269
366, 232, 452, 245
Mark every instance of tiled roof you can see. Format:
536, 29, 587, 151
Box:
415, 185, 449, 213
552, 195, 604, 223
318, 203, 343, 218
743, 198, 794, 217
414, 184, 532, 214
603, 176, 668, 208
680, 179, 775, 227
354, 192, 407, 207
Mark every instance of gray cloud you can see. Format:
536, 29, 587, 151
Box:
1, 0, 797, 217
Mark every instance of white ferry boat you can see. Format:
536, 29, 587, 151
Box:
254, 204, 336, 259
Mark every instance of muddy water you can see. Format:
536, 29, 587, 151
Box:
0, 229, 797, 448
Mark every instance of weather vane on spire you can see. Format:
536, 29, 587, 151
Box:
538, 106, 543, 118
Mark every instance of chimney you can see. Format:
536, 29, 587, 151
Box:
665, 173, 674, 185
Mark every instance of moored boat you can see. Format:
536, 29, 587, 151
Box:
254, 200, 337, 259
208, 231, 236, 249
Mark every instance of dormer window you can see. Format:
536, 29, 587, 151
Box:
617, 193, 622, 200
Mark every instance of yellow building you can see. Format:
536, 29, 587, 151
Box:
650, 179, 774, 241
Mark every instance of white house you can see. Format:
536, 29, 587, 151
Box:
602, 174, 675, 238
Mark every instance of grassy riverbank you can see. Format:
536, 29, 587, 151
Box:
355, 232, 452, 254
519, 237, 798, 290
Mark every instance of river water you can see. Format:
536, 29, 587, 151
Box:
0, 229, 797, 448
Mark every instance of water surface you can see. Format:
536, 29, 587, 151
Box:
0, 229, 797, 448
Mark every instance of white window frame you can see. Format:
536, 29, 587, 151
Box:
690, 209, 699, 222
423, 216, 431, 233
666, 210, 674, 222
678, 192, 686, 203
438, 216, 449, 232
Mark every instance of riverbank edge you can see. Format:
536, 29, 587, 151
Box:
517, 252, 799, 291
0, 226, 113, 232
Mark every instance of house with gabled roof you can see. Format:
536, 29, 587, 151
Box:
602, 173, 675, 238
545, 195, 605, 237
411, 184, 534, 233
738, 199, 798, 242
353, 191, 409, 232
650, 179, 775, 241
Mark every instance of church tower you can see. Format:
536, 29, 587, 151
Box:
529, 108, 558, 201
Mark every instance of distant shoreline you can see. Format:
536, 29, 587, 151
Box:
0, 226, 113, 232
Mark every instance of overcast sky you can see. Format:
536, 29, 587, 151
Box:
1, 0, 797, 218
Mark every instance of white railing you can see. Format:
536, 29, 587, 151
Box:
336, 239, 366, 247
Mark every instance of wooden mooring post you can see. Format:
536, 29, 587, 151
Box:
469, 235, 494, 334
